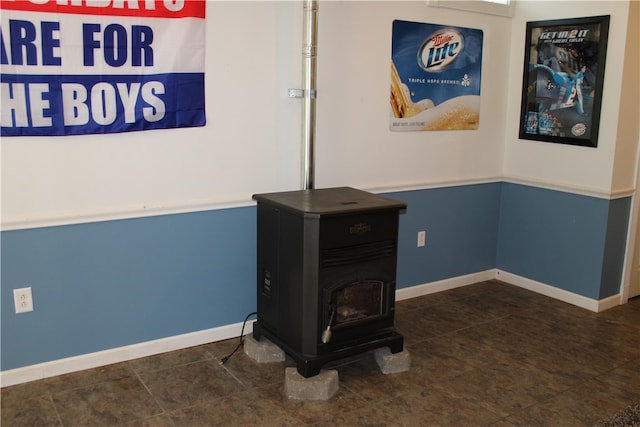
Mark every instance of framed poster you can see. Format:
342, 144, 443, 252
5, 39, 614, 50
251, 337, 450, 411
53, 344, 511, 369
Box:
519, 15, 610, 147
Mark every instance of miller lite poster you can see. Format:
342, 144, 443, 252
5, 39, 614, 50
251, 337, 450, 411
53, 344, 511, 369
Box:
519, 15, 610, 147
1, 0, 206, 137
390, 20, 483, 132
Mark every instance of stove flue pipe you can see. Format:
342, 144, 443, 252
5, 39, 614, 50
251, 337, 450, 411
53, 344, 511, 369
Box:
301, 0, 318, 190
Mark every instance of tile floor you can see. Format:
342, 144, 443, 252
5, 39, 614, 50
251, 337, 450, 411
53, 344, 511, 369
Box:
2, 280, 640, 426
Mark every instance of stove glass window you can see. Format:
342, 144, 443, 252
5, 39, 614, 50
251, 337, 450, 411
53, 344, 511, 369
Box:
334, 280, 384, 325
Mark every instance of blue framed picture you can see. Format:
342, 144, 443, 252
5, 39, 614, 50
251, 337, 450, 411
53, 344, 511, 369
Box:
519, 15, 610, 147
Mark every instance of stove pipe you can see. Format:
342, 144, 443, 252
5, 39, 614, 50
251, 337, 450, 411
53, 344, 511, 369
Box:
301, 0, 318, 190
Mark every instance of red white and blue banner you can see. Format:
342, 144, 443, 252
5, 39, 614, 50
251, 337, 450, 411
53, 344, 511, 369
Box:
1, 0, 206, 136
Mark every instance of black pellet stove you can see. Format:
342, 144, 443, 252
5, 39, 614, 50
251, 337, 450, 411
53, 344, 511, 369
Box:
252, 187, 406, 377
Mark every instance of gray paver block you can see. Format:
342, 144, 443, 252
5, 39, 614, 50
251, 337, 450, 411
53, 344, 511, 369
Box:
374, 346, 411, 374
243, 335, 285, 363
284, 367, 339, 400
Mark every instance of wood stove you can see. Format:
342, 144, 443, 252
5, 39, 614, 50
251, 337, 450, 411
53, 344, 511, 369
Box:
252, 187, 406, 377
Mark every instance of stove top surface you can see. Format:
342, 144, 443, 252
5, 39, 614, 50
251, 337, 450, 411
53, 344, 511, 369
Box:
253, 187, 406, 215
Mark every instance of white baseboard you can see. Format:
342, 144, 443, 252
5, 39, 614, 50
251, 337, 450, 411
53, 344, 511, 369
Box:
494, 270, 620, 312
595, 294, 624, 312
2, 269, 622, 388
396, 269, 497, 301
0, 320, 254, 388
397, 269, 621, 314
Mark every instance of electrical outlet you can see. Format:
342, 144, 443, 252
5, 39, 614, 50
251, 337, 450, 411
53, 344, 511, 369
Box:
14, 287, 34, 313
417, 230, 426, 247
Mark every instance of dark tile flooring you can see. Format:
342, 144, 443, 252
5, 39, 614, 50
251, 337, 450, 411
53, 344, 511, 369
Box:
2, 280, 640, 426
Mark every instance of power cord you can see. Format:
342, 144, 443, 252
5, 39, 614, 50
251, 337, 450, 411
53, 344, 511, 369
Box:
219, 311, 257, 365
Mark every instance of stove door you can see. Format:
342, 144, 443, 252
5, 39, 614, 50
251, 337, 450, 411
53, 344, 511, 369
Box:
332, 279, 385, 326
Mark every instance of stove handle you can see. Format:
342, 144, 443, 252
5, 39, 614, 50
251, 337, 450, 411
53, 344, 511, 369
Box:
321, 305, 336, 344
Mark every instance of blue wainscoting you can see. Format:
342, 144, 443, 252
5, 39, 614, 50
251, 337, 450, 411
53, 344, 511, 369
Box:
388, 183, 501, 289
496, 182, 630, 300
1, 182, 631, 372
1, 208, 257, 371
600, 196, 632, 299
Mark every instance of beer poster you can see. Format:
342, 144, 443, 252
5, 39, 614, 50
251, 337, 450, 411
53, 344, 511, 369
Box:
519, 15, 610, 147
390, 20, 483, 132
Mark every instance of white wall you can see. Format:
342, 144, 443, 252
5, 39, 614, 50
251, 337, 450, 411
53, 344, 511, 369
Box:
315, 1, 511, 191
2, 1, 634, 231
502, 0, 635, 197
611, 0, 639, 194
1, 2, 305, 229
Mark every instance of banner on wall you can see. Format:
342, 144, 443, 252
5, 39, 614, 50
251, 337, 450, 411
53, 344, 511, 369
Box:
390, 20, 483, 132
0, 0, 206, 137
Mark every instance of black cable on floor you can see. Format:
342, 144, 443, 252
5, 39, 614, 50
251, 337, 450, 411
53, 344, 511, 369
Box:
219, 311, 257, 365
